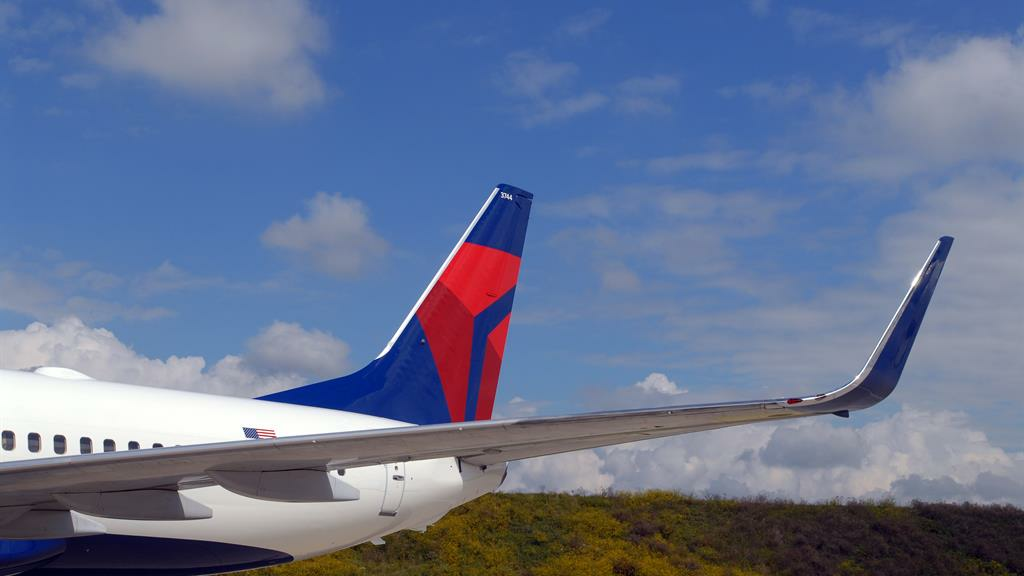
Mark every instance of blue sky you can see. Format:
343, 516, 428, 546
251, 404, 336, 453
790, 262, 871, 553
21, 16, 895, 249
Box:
2, 1, 1023, 503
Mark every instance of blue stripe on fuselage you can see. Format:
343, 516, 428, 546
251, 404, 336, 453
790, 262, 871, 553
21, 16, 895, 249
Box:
9, 534, 291, 576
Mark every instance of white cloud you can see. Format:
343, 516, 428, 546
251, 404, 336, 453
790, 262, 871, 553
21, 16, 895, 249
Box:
262, 192, 389, 278
500, 55, 677, 124
721, 77, 814, 104
0, 317, 348, 397
60, 72, 100, 90
541, 195, 615, 219
525, 92, 608, 126
244, 321, 349, 380
616, 74, 679, 115
582, 372, 690, 411
499, 52, 608, 126
0, 2, 19, 35
504, 450, 614, 493
505, 406, 1024, 505
9, 56, 50, 73
598, 262, 642, 292
644, 173, 1024, 434
656, 34, 1024, 423
0, 4, 85, 41
0, 270, 62, 319
0, 268, 170, 323
633, 372, 687, 396
527, 25, 1024, 500
788, 8, 913, 48
550, 187, 794, 295
870, 172, 1024, 411
90, 0, 327, 111
561, 8, 611, 38
493, 396, 548, 419
134, 261, 221, 296
749, 0, 771, 18
502, 52, 578, 99
826, 35, 1024, 178
646, 149, 750, 173
605, 34, 1023, 420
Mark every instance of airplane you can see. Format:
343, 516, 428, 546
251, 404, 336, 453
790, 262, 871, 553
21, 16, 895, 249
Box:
0, 184, 951, 575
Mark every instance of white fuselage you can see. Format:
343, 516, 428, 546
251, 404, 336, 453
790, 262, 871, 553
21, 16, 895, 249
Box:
0, 368, 506, 561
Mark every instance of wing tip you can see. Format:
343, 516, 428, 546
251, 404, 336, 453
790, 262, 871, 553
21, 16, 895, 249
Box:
789, 236, 953, 414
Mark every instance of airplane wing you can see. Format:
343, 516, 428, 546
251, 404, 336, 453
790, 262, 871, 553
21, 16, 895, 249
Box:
0, 237, 951, 509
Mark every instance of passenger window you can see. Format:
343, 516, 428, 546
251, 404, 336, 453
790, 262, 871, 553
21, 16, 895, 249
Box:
54, 435, 67, 454
1, 430, 13, 451
103, 439, 116, 452
128, 441, 140, 450
27, 433, 40, 453
80, 437, 92, 454
152, 443, 163, 448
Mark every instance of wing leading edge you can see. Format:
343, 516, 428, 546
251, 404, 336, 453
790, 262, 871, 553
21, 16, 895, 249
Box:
0, 238, 951, 507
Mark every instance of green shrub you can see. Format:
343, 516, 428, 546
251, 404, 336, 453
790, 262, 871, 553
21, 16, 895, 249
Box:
240, 493, 1023, 576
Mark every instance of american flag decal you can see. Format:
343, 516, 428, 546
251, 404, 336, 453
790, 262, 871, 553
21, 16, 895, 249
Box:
243, 427, 277, 439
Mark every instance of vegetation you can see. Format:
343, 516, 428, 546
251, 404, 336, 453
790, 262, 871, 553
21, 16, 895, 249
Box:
242, 492, 1024, 576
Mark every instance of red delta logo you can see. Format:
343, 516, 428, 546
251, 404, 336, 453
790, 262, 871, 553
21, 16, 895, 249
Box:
414, 241, 521, 422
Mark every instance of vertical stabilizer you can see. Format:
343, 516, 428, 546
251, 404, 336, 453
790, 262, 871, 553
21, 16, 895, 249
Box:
259, 184, 533, 425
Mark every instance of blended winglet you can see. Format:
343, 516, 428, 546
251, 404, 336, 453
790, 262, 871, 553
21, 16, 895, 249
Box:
788, 236, 953, 413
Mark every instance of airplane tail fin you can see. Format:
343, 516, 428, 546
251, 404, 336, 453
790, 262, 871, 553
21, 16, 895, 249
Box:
259, 184, 533, 425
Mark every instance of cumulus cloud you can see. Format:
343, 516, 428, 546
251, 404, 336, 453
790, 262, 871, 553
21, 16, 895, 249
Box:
503, 449, 615, 493
633, 372, 686, 395
0, 317, 349, 397
244, 321, 349, 379
90, 0, 327, 111
505, 403, 1024, 506
760, 425, 866, 469
493, 396, 548, 419
262, 193, 389, 278
823, 34, 1024, 178
584, 373, 689, 410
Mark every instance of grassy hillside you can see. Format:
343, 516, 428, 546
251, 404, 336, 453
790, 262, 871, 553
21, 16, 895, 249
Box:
242, 492, 1023, 576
